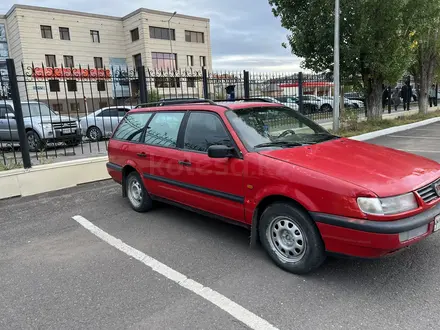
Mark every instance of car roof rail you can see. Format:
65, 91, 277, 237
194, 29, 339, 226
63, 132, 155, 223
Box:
213, 98, 278, 103
134, 98, 217, 108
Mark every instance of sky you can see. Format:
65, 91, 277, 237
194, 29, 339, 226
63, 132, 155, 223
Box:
0, 0, 303, 73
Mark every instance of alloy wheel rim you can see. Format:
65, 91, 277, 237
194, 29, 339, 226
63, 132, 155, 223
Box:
268, 216, 306, 263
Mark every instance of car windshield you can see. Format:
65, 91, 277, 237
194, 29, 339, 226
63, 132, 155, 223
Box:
21, 103, 58, 118
225, 106, 338, 150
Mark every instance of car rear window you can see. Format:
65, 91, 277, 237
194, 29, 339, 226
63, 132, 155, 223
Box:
112, 112, 152, 142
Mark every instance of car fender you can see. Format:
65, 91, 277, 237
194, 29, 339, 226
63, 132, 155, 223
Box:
247, 183, 319, 248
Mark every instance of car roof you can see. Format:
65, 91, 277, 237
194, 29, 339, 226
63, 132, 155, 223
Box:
129, 101, 283, 114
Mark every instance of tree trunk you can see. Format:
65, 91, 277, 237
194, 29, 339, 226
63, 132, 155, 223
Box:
363, 76, 383, 120
418, 58, 435, 114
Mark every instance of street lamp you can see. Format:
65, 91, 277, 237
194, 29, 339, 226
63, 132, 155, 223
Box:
333, 0, 340, 132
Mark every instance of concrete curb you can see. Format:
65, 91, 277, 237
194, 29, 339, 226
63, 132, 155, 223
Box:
1, 115, 439, 200
0, 156, 110, 200
349, 116, 440, 141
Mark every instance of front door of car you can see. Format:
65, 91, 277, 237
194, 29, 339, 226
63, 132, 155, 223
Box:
178, 111, 245, 223
140, 111, 187, 201
0, 104, 18, 142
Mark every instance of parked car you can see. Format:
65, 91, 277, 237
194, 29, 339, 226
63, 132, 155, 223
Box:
278, 96, 319, 115
345, 92, 366, 103
0, 100, 82, 151
79, 106, 133, 141
106, 99, 440, 274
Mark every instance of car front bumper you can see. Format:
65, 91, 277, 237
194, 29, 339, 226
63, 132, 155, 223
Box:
311, 202, 440, 258
43, 128, 82, 143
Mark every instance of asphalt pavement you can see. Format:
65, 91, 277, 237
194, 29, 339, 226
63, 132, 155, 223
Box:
1, 122, 440, 330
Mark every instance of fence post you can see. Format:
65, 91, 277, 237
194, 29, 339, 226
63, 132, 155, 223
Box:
298, 72, 304, 114
243, 70, 250, 99
202, 67, 209, 99
138, 65, 147, 103
6, 59, 32, 169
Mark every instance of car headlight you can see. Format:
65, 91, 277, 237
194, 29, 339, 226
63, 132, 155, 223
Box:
40, 123, 53, 131
357, 193, 418, 215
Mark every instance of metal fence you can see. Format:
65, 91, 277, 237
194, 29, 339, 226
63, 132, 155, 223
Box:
0, 58, 369, 169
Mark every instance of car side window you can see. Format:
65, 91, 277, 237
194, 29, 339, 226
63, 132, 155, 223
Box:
0, 105, 13, 119
183, 112, 232, 153
112, 112, 152, 142
144, 112, 185, 148
117, 109, 129, 117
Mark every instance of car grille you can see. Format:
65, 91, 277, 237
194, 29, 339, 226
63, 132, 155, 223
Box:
52, 121, 77, 130
417, 179, 440, 203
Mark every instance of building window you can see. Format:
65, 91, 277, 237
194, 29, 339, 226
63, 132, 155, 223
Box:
90, 30, 100, 43
67, 80, 77, 92
133, 53, 142, 69
187, 55, 194, 67
59, 27, 70, 40
70, 102, 79, 112
200, 56, 206, 67
149, 26, 175, 40
41, 25, 53, 39
185, 30, 204, 43
97, 81, 106, 91
94, 57, 103, 69
152, 52, 177, 70
187, 77, 196, 88
131, 28, 140, 42
154, 77, 180, 88
63, 55, 74, 68
49, 80, 60, 92
45, 54, 57, 68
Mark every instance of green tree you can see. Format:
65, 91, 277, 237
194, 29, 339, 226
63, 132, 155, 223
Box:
269, 0, 414, 119
407, 0, 440, 114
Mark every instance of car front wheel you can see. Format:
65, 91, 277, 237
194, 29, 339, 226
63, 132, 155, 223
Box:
126, 171, 152, 212
258, 202, 326, 275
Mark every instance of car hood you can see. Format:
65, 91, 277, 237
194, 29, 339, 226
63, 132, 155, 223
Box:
259, 138, 440, 197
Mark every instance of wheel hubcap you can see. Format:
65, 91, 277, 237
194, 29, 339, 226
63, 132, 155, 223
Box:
268, 216, 306, 262
28, 134, 37, 149
90, 129, 98, 140
128, 178, 143, 207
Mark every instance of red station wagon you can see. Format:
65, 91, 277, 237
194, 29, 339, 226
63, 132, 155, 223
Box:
106, 99, 440, 274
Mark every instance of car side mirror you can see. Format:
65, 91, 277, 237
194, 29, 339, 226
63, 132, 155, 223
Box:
207, 145, 235, 158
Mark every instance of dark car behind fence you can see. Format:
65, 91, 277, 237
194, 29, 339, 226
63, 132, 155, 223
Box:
1, 58, 367, 169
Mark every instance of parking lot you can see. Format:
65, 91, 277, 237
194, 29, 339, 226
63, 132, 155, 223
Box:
1, 122, 439, 330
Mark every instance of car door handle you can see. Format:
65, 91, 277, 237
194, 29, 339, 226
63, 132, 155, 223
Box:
137, 152, 147, 158
178, 160, 192, 167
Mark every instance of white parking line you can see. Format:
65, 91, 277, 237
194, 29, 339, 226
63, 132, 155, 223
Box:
72, 215, 279, 330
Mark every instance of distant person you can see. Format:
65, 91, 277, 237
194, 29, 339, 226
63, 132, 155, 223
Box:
392, 88, 401, 111
429, 84, 437, 107
401, 80, 412, 111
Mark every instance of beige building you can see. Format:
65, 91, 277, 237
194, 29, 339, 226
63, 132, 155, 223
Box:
0, 4, 211, 113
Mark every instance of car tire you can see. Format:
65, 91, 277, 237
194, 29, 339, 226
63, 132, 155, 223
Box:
258, 202, 326, 275
86, 126, 103, 142
26, 130, 46, 152
125, 171, 152, 213
320, 104, 333, 112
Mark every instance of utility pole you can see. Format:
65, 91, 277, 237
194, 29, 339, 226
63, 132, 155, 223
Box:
333, 0, 340, 132
167, 11, 177, 96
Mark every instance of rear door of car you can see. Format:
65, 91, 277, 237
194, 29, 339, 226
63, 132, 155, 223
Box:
0, 104, 18, 141
140, 110, 187, 201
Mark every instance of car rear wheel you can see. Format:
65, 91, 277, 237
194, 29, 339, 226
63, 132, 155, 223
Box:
126, 171, 152, 212
320, 104, 333, 112
258, 202, 326, 274
87, 126, 103, 142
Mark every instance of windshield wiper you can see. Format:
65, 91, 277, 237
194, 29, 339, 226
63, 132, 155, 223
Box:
254, 141, 306, 148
